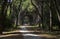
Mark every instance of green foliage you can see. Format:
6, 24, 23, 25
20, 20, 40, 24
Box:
13, 0, 20, 7
0, 0, 60, 32
21, 0, 35, 12
6, 6, 11, 18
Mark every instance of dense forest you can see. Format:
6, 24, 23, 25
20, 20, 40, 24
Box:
0, 0, 60, 34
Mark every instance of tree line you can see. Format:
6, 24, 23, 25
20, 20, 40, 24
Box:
0, 0, 60, 34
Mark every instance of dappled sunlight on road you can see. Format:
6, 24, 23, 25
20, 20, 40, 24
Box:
18, 26, 38, 28
19, 30, 40, 32
22, 34, 40, 36
0, 34, 20, 38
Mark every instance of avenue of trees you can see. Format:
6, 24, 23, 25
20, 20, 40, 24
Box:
0, 0, 60, 34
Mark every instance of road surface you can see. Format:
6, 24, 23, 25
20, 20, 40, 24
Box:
0, 25, 57, 39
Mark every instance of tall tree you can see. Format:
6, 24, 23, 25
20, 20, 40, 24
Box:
0, 0, 7, 34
